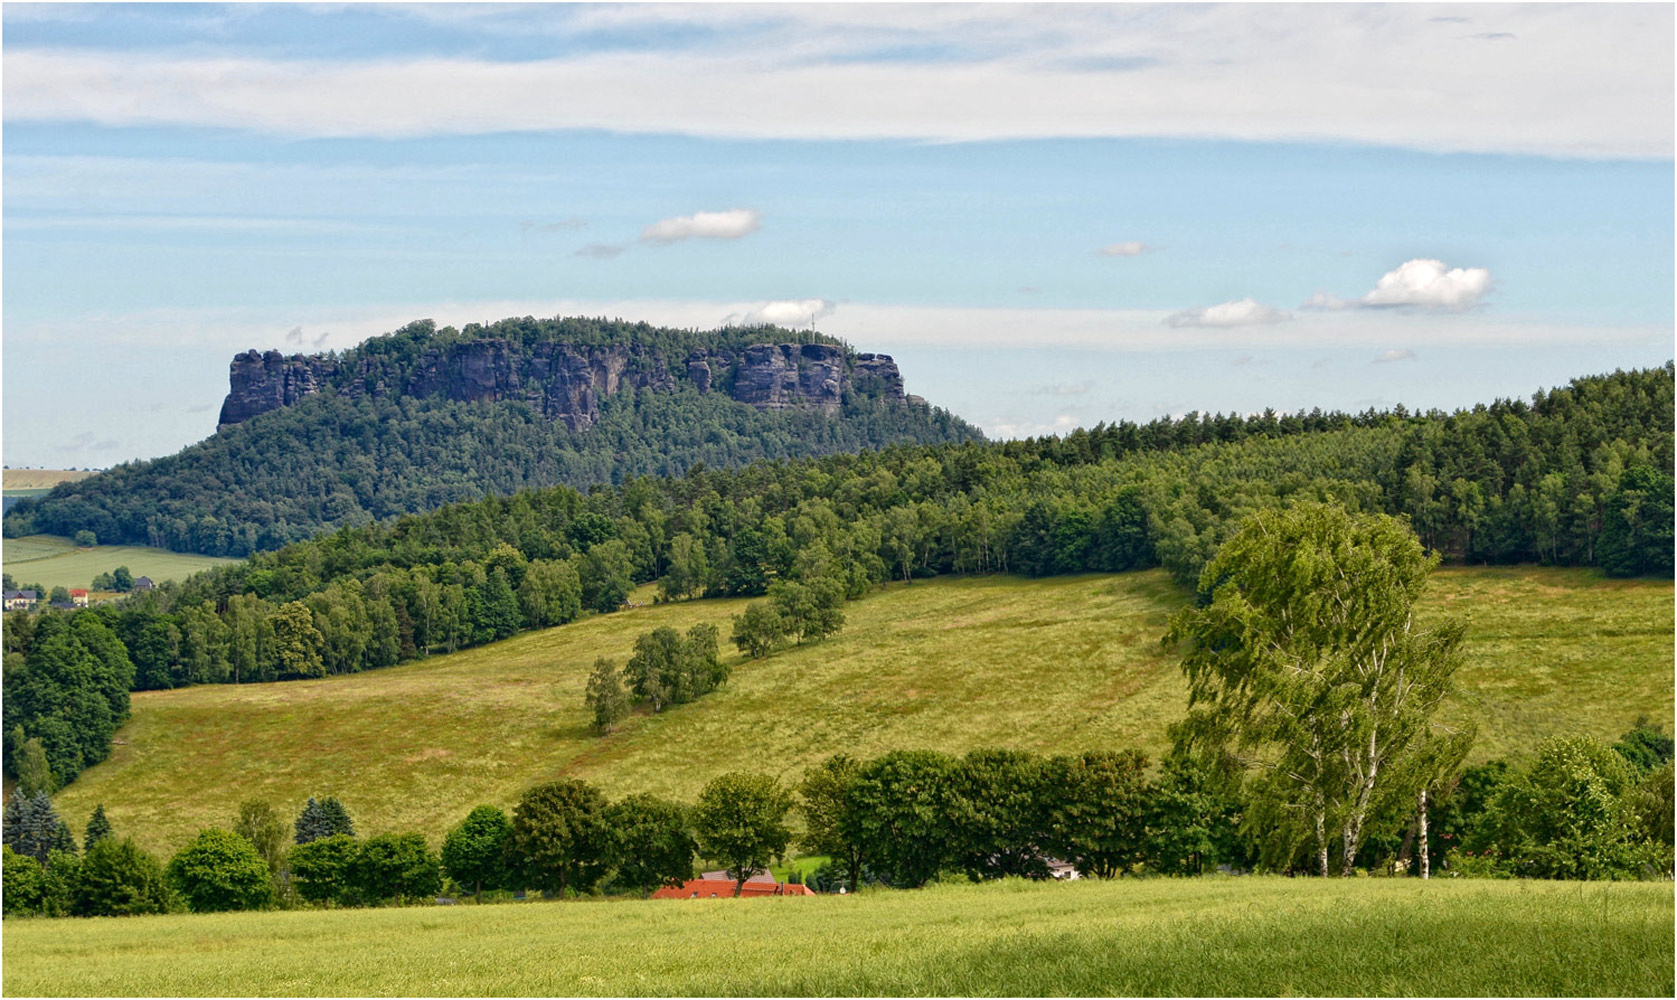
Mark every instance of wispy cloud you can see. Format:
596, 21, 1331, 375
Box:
1098, 241, 1151, 257
1031, 381, 1095, 397
522, 217, 588, 235
1165, 298, 1291, 329
4, 4, 1669, 157
640, 208, 761, 244
1374, 349, 1417, 364
573, 242, 625, 259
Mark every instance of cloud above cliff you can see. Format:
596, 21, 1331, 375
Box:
726, 298, 836, 328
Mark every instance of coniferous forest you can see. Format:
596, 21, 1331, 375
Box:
2, 362, 1669, 793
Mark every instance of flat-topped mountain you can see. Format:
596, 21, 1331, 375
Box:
5, 316, 979, 556
218, 335, 919, 431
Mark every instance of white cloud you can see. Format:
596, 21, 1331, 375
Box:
1165, 298, 1291, 329
986, 413, 1083, 440
732, 298, 836, 328
3, 4, 1670, 157
640, 209, 761, 244
1098, 241, 1151, 257
8, 297, 1667, 356
1359, 258, 1493, 309
1374, 349, 1418, 364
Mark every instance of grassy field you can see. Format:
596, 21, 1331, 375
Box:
51, 566, 1672, 856
2, 877, 1670, 996
2, 468, 95, 490
1, 534, 238, 590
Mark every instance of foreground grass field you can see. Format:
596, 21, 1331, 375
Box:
1, 533, 239, 590
4, 877, 1670, 996
52, 566, 1671, 855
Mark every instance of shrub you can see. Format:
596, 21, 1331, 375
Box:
2, 845, 45, 916
73, 837, 175, 916
168, 828, 271, 912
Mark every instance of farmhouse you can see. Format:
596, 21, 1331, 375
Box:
3, 590, 38, 611
133, 576, 156, 592
652, 876, 818, 899
69, 588, 90, 607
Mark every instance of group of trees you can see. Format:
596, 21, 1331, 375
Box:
586, 623, 726, 730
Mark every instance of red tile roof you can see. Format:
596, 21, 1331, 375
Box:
650, 879, 818, 899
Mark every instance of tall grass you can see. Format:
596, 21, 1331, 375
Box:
3, 877, 1670, 996
50, 567, 1673, 856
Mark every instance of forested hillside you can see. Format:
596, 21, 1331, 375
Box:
3, 363, 1670, 791
2, 317, 980, 556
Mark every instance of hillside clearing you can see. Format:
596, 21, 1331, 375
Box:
2, 469, 95, 491
51, 567, 1673, 855
2, 877, 1669, 997
1, 534, 239, 590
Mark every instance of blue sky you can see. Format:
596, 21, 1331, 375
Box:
4, 3, 1673, 466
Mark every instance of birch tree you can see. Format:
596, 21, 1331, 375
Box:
1165, 502, 1469, 876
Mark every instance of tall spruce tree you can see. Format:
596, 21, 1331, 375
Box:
294, 798, 330, 845
320, 797, 355, 838
84, 804, 113, 848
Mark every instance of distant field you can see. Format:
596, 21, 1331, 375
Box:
2, 877, 1669, 997
2, 468, 95, 490
1, 534, 238, 591
51, 566, 1672, 856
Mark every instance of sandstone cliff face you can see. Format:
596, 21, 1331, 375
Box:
217, 338, 908, 431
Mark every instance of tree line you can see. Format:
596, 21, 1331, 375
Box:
2, 365, 1670, 793
6, 716, 1670, 922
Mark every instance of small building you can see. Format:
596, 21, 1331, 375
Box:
133, 576, 156, 592
69, 588, 90, 607
651, 878, 818, 899
3, 590, 38, 612
1045, 858, 1082, 880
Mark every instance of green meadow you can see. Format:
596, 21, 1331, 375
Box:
1, 534, 239, 591
3, 877, 1670, 997
51, 566, 1672, 856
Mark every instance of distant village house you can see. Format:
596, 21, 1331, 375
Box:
652, 871, 817, 899
133, 576, 156, 592
3, 590, 39, 611
70, 588, 90, 607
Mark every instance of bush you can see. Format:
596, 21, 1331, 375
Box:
73, 837, 175, 916
2, 845, 45, 916
168, 828, 271, 912
289, 834, 360, 904
352, 833, 441, 904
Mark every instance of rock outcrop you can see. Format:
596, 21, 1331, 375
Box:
217, 337, 909, 432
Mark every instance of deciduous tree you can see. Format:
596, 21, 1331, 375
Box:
1165, 503, 1469, 876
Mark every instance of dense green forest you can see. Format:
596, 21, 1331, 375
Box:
3, 363, 1670, 791
2, 319, 981, 556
